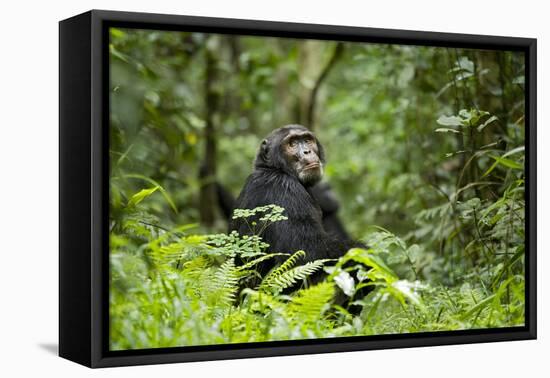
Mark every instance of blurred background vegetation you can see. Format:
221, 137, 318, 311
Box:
108, 27, 526, 350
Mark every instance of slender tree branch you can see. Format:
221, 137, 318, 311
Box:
306, 43, 344, 129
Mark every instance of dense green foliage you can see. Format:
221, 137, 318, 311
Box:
108, 28, 526, 350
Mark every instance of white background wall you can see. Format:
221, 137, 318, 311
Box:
0, 0, 546, 376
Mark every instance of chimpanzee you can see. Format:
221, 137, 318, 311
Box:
229, 124, 364, 274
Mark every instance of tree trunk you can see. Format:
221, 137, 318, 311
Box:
199, 40, 219, 227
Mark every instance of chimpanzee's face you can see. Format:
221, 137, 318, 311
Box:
255, 125, 326, 187
281, 128, 323, 186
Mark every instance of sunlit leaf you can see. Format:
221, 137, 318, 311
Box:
127, 186, 160, 207
334, 270, 356, 297
435, 128, 462, 134
437, 115, 464, 127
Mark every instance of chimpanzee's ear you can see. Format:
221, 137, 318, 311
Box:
316, 139, 326, 164
254, 139, 270, 167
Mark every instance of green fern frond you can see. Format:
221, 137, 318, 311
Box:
260, 250, 305, 290
287, 282, 335, 323
275, 250, 306, 273
147, 235, 208, 268
181, 255, 212, 276
212, 258, 242, 307
263, 259, 330, 294
237, 253, 288, 271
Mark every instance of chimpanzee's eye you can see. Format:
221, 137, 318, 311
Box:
289, 140, 297, 148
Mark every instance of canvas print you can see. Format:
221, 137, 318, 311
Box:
108, 27, 526, 351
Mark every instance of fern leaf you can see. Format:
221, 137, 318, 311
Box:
265, 259, 330, 293
237, 253, 288, 271
212, 258, 241, 307
260, 250, 305, 290
287, 282, 335, 323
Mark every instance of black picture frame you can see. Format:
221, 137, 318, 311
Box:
59, 9, 537, 368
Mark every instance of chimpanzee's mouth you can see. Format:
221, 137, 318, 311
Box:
304, 163, 320, 170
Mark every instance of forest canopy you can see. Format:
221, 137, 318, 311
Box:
108, 27, 526, 350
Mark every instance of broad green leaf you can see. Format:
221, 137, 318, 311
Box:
109, 28, 126, 39
459, 109, 471, 119
117, 174, 178, 213
456, 56, 474, 73
334, 270, 355, 297
502, 146, 525, 158
435, 128, 462, 134
437, 115, 464, 127
468, 110, 490, 126
482, 155, 523, 177
339, 248, 398, 284
390, 280, 425, 307
127, 186, 160, 207
490, 156, 523, 169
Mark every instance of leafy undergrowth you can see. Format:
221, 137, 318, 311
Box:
107, 32, 527, 349
110, 204, 524, 350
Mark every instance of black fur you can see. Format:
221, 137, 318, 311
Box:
308, 181, 352, 242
